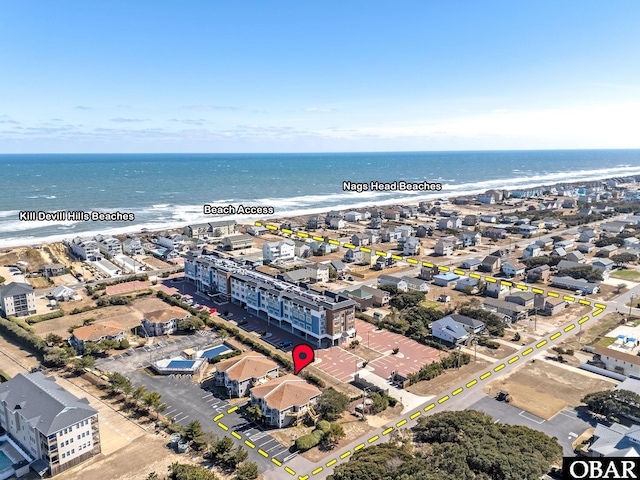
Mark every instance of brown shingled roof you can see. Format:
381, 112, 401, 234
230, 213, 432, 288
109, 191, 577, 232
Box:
216, 354, 278, 382
144, 306, 190, 323
250, 374, 321, 411
72, 321, 124, 341
594, 345, 640, 366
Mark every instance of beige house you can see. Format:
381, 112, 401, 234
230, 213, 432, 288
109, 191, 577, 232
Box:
214, 354, 279, 397
69, 321, 125, 353
140, 306, 191, 336
250, 374, 321, 428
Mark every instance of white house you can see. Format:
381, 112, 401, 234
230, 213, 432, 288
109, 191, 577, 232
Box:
69, 237, 103, 261
122, 237, 144, 255
0, 372, 101, 477
431, 317, 469, 344
0, 282, 36, 317
263, 240, 295, 263
95, 235, 123, 258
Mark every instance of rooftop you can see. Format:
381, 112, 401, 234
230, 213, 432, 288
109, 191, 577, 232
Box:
250, 374, 321, 411
144, 306, 191, 323
216, 354, 278, 382
72, 320, 124, 341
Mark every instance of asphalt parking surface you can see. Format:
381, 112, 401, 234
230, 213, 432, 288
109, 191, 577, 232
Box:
469, 394, 598, 456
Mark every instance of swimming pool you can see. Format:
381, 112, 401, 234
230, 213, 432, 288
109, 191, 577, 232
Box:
0, 451, 13, 471
200, 345, 232, 359
166, 360, 196, 369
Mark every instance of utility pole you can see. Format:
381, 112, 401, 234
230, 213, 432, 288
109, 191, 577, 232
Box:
630, 294, 637, 321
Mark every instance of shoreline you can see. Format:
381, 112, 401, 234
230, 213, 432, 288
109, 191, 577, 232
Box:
1, 172, 638, 251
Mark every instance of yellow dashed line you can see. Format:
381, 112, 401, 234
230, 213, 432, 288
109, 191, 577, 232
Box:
480, 372, 491, 380
494, 364, 505, 372
285, 466, 296, 476
258, 449, 269, 457
508, 356, 519, 364
423, 262, 434, 268
579, 299, 591, 306
218, 422, 228, 431
281, 228, 293, 234
213, 414, 224, 422
516, 284, 528, 290
340, 451, 351, 459
453, 269, 465, 275
593, 308, 604, 316
501, 280, 512, 287
485, 277, 496, 283
550, 332, 561, 340
354, 443, 365, 451
266, 225, 277, 231
466, 379, 477, 388
360, 247, 371, 253
438, 265, 450, 272
231, 431, 242, 440
578, 316, 590, 324
438, 395, 449, 403
452, 387, 463, 396
299, 476, 309, 480
245, 440, 255, 448
344, 243, 355, 249
563, 295, 575, 302
391, 254, 403, 261
376, 250, 387, 256
368, 435, 379, 443
254, 221, 262, 226
564, 324, 576, 332
328, 239, 340, 245
522, 348, 533, 356
272, 458, 282, 467
532, 288, 544, 294
382, 427, 394, 435
407, 258, 418, 264
547, 291, 559, 298
298, 232, 309, 238
536, 340, 548, 348
227, 406, 238, 414
312, 235, 324, 241
424, 403, 435, 412
410, 411, 421, 419
595, 303, 606, 309
326, 459, 337, 467
396, 419, 407, 427
312, 466, 323, 475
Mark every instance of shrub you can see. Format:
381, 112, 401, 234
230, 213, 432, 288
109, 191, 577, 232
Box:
119, 339, 130, 349
295, 433, 320, 451
392, 347, 399, 354
24, 310, 65, 324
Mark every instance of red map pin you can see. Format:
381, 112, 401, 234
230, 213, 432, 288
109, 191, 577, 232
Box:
292, 343, 314, 374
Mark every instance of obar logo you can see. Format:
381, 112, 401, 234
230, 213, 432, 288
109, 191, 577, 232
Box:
563, 458, 639, 479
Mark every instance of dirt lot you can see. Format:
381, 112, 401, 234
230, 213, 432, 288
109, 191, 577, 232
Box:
349, 344, 383, 362
474, 342, 518, 359
406, 359, 491, 396
0, 246, 47, 272
140, 255, 171, 270
34, 305, 139, 338
483, 360, 616, 420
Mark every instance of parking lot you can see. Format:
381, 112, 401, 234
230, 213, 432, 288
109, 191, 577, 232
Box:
315, 346, 364, 383
124, 369, 293, 469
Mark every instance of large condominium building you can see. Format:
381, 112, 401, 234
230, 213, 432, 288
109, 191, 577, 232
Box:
183, 220, 238, 239
69, 321, 125, 353
0, 282, 37, 317
184, 254, 356, 347
95, 235, 123, 258
140, 306, 191, 336
0, 372, 100, 477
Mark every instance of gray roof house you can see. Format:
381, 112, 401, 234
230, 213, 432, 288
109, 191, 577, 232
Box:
377, 274, 408, 292
402, 277, 430, 292
431, 317, 469, 344
588, 423, 640, 457
0, 372, 101, 476
446, 313, 485, 334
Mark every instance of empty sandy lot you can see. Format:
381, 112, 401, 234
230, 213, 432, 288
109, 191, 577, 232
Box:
483, 360, 616, 420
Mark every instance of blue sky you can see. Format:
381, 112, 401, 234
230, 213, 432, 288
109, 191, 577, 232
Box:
1, 1, 639, 153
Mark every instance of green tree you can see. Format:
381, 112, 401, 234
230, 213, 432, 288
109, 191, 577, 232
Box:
46, 333, 64, 345
295, 433, 320, 451
316, 387, 350, 421
71, 355, 95, 372
143, 391, 163, 418
235, 462, 258, 480
582, 389, 640, 418
612, 252, 638, 267
119, 338, 130, 349
369, 391, 390, 414
245, 404, 264, 423
321, 423, 345, 448
108, 372, 132, 395
185, 420, 203, 442
178, 317, 205, 331
0, 275, 5, 285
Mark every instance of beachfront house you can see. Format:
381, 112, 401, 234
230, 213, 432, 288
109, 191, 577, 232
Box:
183, 220, 238, 239
69, 237, 103, 261
95, 235, 123, 258
122, 237, 145, 255
0, 372, 101, 477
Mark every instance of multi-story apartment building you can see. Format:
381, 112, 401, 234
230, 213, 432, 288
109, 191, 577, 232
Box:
262, 240, 295, 263
69, 321, 125, 353
0, 282, 36, 317
95, 235, 123, 258
185, 255, 356, 347
68, 237, 102, 261
140, 306, 191, 336
0, 372, 100, 477
214, 354, 279, 397
122, 237, 144, 255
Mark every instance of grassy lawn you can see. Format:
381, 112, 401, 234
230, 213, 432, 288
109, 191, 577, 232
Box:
420, 299, 442, 309
595, 337, 617, 348
611, 269, 640, 282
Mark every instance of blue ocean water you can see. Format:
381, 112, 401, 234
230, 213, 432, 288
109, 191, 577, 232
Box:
1, 150, 640, 246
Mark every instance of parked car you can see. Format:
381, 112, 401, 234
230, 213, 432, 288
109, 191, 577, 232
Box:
279, 340, 292, 349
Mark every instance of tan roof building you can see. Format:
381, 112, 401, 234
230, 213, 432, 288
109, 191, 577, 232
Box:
250, 374, 321, 428
214, 354, 279, 397
144, 306, 190, 323
141, 306, 190, 336
70, 320, 125, 352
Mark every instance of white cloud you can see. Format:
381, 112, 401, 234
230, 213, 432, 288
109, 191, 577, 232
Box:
304, 107, 335, 113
